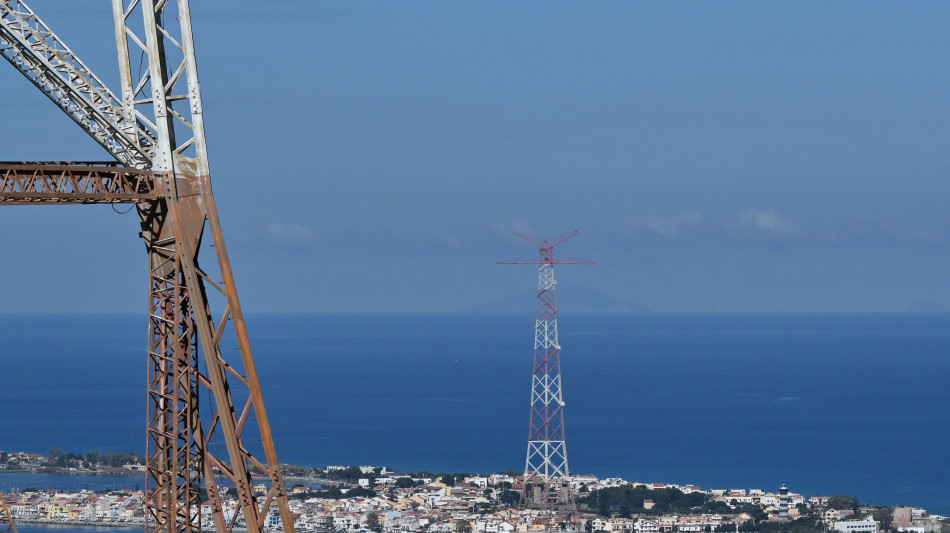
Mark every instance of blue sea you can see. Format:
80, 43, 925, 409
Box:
1, 313, 949, 514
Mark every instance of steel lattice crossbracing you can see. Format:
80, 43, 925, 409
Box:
0, 162, 160, 203
0, 0, 155, 167
0, 493, 16, 533
0, 2, 295, 533
499, 231, 593, 532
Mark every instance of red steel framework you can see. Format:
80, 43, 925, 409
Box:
499, 231, 593, 532
0, 2, 295, 533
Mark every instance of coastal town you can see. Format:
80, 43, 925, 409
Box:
0, 451, 944, 533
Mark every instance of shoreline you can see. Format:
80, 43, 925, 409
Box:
0, 472, 141, 478
12, 521, 248, 532
12, 519, 142, 529
12, 519, 249, 532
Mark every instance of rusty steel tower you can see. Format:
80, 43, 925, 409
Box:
499, 231, 592, 532
0, 3, 294, 533
0, 493, 15, 533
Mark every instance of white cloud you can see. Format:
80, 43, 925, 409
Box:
636, 212, 703, 237
732, 208, 801, 235
906, 229, 943, 245
491, 220, 535, 238
264, 222, 312, 245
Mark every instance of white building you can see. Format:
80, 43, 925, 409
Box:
833, 519, 877, 533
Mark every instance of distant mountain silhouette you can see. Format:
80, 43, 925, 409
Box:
462, 285, 650, 313
907, 300, 950, 312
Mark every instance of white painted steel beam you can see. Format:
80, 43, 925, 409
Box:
0, 0, 156, 167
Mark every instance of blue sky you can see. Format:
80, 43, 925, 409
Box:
3, 2, 950, 312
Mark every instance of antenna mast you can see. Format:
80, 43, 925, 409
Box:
499, 230, 593, 532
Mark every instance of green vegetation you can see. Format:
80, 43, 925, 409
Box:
498, 490, 520, 506
28, 449, 145, 470
827, 495, 859, 511
289, 486, 342, 500
323, 466, 373, 483
345, 486, 377, 498
365, 511, 382, 533
577, 486, 706, 517
394, 477, 418, 488
756, 518, 822, 533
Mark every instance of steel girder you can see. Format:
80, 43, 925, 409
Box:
0, 162, 160, 203
112, 0, 295, 529
0, 492, 15, 533
0, 0, 154, 167
0, 1, 296, 532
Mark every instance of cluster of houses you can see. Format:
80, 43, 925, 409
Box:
0, 452, 48, 470
1, 489, 144, 523
0, 468, 945, 533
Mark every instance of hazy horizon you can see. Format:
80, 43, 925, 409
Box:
3, 2, 950, 314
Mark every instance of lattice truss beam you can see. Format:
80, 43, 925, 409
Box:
0, 492, 16, 533
0, 2, 295, 533
0, 162, 159, 203
0, 0, 154, 167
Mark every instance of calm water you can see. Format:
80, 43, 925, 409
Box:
15, 527, 135, 533
1, 313, 949, 513
0, 472, 140, 492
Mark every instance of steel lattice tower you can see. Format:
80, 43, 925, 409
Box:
0, 3, 295, 533
499, 231, 592, 532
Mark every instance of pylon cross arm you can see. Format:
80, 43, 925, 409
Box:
0, 1, 299, 532
0, 1, 155, 166
0, 162, 161, 203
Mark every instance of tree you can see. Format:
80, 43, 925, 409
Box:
499, 490, 520, 506
619, 501, 632, 518
872, 507, 892, 531
395, 478, 416, 489
738, 520, 756, 533
788, 517, 822, 533
365, 512, 382, 533
827, 495, 858, 511
455, 519, 472, 533
702, 501, 731, 514
326, 486, 344, 499
347, 486, 377, 498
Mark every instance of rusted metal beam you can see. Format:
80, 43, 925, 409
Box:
1, 0, 299, 530
0, 492, 16, 533
0, 162, 160, 204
